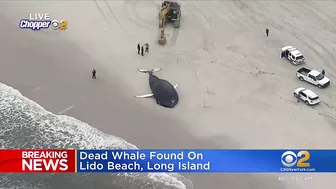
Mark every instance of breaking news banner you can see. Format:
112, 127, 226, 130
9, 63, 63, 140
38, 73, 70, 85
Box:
0, 150, 336, 173
0, 150, 76, 172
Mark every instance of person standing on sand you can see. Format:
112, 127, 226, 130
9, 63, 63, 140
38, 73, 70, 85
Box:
141, 46, 144, 56
92, 69, 96, 79
137, 44, 140, 54
144, 43, 149, 53
296, 93, 301, 103
266, 28, 269, 37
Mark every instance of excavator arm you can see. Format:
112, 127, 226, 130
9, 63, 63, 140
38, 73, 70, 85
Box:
158, 4, 171, 45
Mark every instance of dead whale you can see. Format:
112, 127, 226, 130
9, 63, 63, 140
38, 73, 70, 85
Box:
135, 68, 179, 108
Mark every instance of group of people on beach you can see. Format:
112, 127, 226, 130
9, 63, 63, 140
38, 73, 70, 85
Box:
137, 43, 149, 56
91, 43, 150, 79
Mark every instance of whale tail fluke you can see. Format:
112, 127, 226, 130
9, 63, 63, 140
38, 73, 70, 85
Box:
137, 68, 161, 74
151, 68, 161, 72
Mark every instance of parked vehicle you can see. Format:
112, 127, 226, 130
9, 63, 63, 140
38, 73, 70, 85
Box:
296, 67, 330, 88
280, 46, 305, 65
294, 87, 320, 105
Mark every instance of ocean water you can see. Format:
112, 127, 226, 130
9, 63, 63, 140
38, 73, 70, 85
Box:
0, 83, 193, 189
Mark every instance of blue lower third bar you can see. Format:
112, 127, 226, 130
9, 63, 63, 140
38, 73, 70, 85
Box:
75, 150, 336, 173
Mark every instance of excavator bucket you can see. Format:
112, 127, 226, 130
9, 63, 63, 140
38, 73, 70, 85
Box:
158, 37, 167, 45
158, 31, 167, 45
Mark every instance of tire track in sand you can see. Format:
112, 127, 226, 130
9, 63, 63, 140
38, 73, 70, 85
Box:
94, 0, 130, 38
104, 0, 130, 37
94, 0, 108, 23
123, 0, 156, 31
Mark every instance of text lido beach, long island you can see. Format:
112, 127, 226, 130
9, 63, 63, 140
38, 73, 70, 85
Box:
78, 151, 210, 172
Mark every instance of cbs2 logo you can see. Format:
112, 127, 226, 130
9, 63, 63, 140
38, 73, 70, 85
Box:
281, 151, 310, 167
51, 20, 68, 30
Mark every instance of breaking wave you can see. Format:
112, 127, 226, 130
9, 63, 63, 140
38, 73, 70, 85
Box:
0, 83, 193, 189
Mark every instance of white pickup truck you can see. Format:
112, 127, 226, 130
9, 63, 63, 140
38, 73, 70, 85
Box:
280, 46, 305, 65
296, 67, 330, 88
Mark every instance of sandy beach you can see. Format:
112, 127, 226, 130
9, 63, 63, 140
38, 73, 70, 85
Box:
1, 1, 336, 188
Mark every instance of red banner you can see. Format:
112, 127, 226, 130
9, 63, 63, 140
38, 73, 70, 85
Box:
0, 150, 76, 172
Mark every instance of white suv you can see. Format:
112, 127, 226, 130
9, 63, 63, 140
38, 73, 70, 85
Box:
280, 46, 305, 65
294, 87, 320, 105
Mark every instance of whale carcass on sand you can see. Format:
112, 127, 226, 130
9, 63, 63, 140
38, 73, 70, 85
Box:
135, 68, 179, 108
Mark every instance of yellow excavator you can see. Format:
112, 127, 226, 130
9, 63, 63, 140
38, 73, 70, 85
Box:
158, 1, 181, 45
